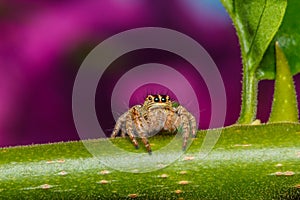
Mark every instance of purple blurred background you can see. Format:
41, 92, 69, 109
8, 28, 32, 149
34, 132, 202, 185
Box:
0, 0, 281, 147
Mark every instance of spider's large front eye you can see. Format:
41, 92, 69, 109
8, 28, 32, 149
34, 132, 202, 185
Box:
161, 97, 166, 102
154, 97, 159, 102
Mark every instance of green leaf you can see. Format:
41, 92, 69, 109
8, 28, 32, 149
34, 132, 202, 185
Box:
257, 0, 300, 80
221, 0, 287, 72
1, 124, 300, 199
268, 42, 299, 122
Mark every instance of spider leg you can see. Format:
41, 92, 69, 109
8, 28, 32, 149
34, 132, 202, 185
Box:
140, 135, 152, 154
174, 105, 197, 150
164, 109, 177, 133
134, 109, 152, 154
111, 113, 127, 138
176, 105, 197, 137
125, 112, 139, 149
187, 111, 197, 138
181, 115, 191, 151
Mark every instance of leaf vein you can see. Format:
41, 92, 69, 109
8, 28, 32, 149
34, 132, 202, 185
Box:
246, 0, 267, 58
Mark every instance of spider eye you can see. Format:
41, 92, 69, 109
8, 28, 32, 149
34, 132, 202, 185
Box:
154, 97, 159, 102
148, 97, 152, 101
161, 97, 166, 102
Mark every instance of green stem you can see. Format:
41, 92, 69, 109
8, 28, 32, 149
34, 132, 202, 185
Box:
1, 124, 300, 199
238, 70, 258, 124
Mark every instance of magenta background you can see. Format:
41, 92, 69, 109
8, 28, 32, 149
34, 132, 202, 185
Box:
0, 0, 284, 147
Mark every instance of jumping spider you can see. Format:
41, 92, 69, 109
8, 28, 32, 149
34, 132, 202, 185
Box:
111, 94, 197, 154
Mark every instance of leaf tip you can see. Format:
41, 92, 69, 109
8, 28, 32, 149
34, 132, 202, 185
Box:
268, 40, 299, 123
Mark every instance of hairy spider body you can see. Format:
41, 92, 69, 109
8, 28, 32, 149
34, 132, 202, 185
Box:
111, 95, 197, 153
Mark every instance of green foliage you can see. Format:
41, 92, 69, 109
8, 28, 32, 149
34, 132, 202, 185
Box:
1, 124, 300, 199
258, 0, 300, 80
221, 0, 300, 123
221, 0, 287, 73
269, 42, 299, 122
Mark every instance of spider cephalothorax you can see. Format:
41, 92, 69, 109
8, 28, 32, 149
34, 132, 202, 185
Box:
111, 94, 197, 154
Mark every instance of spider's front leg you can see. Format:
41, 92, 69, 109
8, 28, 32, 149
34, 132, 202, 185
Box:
132, 108, 152, 154
125, 113, 140, 149
139, 132, 152, 155
180, 115, 191, 151
174, 105, 197, 150
176, 105, 197, 138
189, 113, 197, 138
